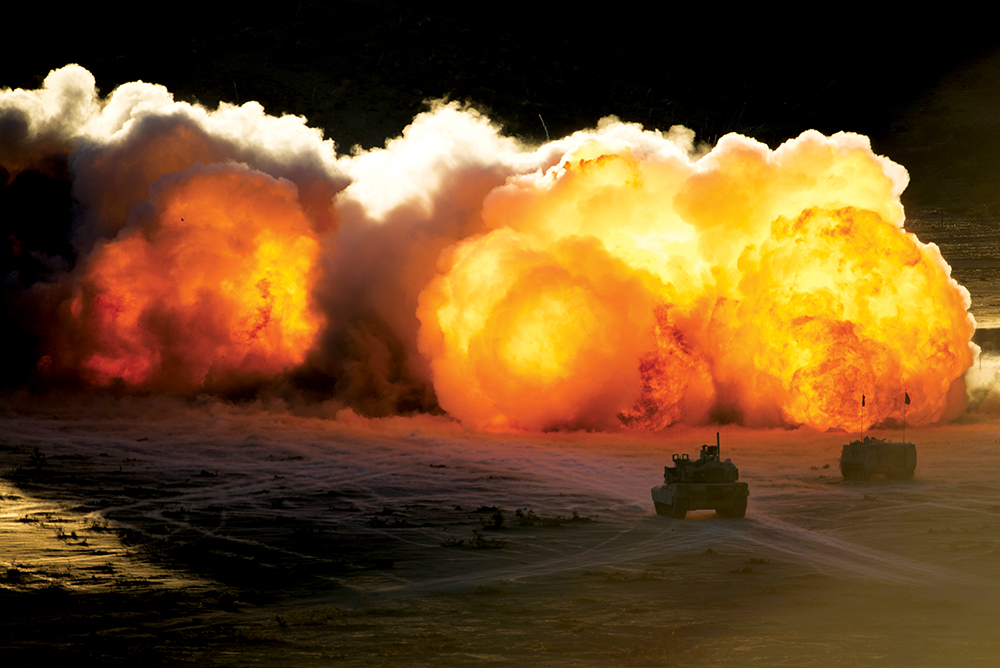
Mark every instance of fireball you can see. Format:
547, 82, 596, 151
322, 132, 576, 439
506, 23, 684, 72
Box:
417, 130, 974, 431
66, 164, 325, 392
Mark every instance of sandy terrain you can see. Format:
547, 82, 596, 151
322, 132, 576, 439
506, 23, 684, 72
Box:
1, 395, 999, 666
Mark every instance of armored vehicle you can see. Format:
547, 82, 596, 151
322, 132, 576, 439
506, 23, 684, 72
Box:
651, 433, 749, 519
840, 437, 916, 481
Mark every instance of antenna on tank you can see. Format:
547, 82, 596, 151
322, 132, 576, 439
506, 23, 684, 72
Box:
903, 390, 910, 445
717, 432, 720, 458
860, 393, 866, 442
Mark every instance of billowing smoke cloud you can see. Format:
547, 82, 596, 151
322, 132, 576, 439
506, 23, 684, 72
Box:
0, 65, 978, 431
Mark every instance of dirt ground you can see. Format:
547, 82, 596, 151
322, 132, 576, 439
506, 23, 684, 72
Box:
2, 399, 999, 666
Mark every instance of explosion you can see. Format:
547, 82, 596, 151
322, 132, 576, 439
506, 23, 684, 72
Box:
416, 131, 975, 431
1, 66, 977, 430
66, 165, 324, 391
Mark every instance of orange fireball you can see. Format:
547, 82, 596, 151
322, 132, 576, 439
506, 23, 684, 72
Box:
418, 130, 975, 431
65, 164, 325, 392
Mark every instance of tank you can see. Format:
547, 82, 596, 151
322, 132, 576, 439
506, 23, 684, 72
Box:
840, 437, 916, 481
651, 433, 749, 519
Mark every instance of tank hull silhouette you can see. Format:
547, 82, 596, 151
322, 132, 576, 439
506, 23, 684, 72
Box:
652, 434, 749, 519
651, 481, 749, 518
840, 437, 916, 481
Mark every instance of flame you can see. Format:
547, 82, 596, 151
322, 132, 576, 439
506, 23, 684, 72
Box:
417, 131, 975, 431
418, 229, 658, 430
64, 164, 324, 391
2, 67, 978, 429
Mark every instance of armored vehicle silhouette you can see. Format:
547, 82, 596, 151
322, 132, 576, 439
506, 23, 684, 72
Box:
840, 437, 916, 481
651, 433, 749, 519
